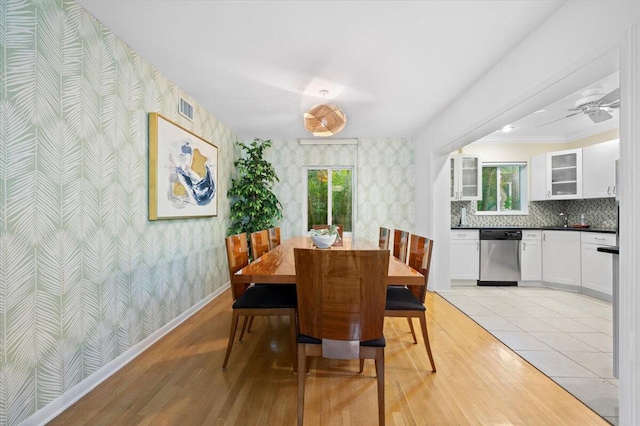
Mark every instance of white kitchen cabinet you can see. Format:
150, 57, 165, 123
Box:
581, 232, 616, 295
582, 140, 620, 198
530, 149, 583, 201
546, 148, 583, 200
450, 230, 479, 280
542, 230, 581, 288
530, 154, 547, 201
520, 230, 542, 281
450, 155, 481, 201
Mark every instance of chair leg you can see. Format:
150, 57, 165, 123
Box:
298, 343, 306, 426
419, 313, 436, 372
222, 311, 240, 370
289, 310, 298, 373
238, 315, 249, 342
375, 349, 385, 426
247, 315, 255, 333
407, 317, 417, 344
359, 358, 365, 374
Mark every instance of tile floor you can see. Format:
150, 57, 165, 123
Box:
439, 286, 618, 425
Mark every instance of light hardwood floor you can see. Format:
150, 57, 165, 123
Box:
50, 290, 607, 425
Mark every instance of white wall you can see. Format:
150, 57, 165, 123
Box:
414, 1, 640, 423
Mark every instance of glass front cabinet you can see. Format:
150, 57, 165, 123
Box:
450, 154, 481, 201
545, 148, 582, 200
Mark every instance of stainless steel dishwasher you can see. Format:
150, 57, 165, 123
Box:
478, 229, 522, 286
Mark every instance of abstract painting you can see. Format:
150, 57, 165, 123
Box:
149, 113, 218, 219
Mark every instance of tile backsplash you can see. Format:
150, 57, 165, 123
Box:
451, 198, 617, 229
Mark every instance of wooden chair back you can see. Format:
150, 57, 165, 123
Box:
250, 230, 270, 259
268, 227, 281, 250
406, 234, 434, 303
393, 229, 410, 263
379, 227, 390, 250
225, 233, 250, 300
294, 249, 389, 343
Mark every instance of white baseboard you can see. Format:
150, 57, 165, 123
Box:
21, 283, 230, 426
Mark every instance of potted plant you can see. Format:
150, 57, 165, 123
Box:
227, 138, 282, 243
308, 225, 340, 249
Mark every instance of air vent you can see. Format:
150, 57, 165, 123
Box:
179, 97, 194, 121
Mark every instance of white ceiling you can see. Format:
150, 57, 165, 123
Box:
478, 71, 620, 143
77, 0, 574, 140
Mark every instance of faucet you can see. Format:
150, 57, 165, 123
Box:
559, 212, 569, 227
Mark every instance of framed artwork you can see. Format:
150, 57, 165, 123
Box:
149, 112, 218, 220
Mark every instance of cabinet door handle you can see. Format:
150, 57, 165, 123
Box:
543, 233, 546, 242
522, 242, 527, 251
476, 242, 479, 251
607, 186, 612, 195
594, 237, 606, 242
613, 185, 617, 195
547, 190, 551, 198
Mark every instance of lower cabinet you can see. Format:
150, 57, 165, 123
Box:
520, 230, 542, 281
542, 230, 581, 288
450, 230, 479, 280
581, 232, 616, 296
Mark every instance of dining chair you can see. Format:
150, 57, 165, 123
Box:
379, 227, 391, 250
268, 226, 281, 250
294, 248, 389, 426
384, 234, 436, 372
222, 233, 298, 372
247, 229, 295, 337
250, 229, 270, 259
393, 229, 409, 263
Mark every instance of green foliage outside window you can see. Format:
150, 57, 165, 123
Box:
307, 169, 353, 232
477, 165, 522, 212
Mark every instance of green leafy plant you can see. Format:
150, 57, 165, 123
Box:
227, 138, 283, 236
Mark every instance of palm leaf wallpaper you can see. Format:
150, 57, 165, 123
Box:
0, 1, 236, 423
0, 1, 415, 424
265, 138, 415, 242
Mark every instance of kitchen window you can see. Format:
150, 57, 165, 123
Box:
476, 162, 528, 215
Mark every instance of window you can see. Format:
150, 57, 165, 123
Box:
477, 163, 527, 214
304, 167, 354, 235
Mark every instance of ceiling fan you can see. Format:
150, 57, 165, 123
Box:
537, 86, 620, 128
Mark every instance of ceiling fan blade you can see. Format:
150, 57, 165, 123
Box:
588, 110, 613, 123
606, 100, 620, 109
597, 87, 620, 105
535, 111, 581, 128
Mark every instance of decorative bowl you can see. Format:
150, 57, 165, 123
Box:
311, 234, 337, 249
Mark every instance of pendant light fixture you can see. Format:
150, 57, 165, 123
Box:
303, 90, 347, 137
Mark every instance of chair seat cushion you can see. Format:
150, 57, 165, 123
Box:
233, 284, 297, 309
385, 286, 426, 311
297, 334, 386, 347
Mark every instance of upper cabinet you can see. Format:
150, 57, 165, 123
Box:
530, 154, 547, 201
531, 149, 583, 201
450, 154, 481, 201
531, 141, 618, 201
582, 139, 619, 198
547, 148, 583, 200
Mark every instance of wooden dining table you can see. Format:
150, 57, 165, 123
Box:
234, 236, 425, 285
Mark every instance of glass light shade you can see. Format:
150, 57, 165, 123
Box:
303, 104, 347, 137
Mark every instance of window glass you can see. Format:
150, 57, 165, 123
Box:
477, 164, 525, 213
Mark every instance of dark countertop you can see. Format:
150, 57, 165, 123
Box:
597, 246, 619, 254
451, 226, 616, 234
